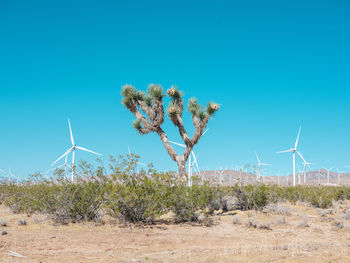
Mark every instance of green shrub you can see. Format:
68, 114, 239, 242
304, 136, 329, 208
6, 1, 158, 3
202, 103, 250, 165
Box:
1, 156, 350, 225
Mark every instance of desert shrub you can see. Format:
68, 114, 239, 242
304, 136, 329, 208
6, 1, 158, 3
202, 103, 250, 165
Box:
343, 208, 350, 220
104, 155, 175, 224
1, 155, 350, 226
310, 192, 333, 209
1, 167, 106, 223
246, 218, 258, 228
17, 218, 27, 225
170, 183, 216, 222
263, 204, 291, 216
232, 184, 270, 210
296, 215, 309, 228
51, 180, 106, 223
274, 216, 286, 225
0, 218, 7, 227
104, 172, 173, 224
197, 215, 214, 227
332, 220, 344, 229
232, 216, 240, 224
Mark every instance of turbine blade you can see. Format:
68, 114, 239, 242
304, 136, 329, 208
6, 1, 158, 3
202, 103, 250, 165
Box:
276, 150, 292, 154
296, 151, 307, 163
51, 147, 73, 166
75, 146, 102, 156
68, 118, 75, 146
202, 128, 209, 136
191, 151, 200, 173
168, 140, 186, 148
254, 151, 261, 163
295, 126, 301, 149
128, 146, 131, 156
55, 163, 65, 169
137, 162, 147, 166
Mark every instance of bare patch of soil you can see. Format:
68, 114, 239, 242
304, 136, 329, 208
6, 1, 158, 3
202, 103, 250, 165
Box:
1, 202, 350, 263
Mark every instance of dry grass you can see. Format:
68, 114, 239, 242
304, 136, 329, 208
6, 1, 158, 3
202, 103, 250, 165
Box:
0, 202, 350, 263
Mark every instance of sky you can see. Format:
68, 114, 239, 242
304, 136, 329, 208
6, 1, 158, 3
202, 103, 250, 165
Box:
0, 0, 350, 179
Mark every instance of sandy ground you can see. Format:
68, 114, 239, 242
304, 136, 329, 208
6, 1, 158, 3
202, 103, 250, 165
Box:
1, 202, 350, 263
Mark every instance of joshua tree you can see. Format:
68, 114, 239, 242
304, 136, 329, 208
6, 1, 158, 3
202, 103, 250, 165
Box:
121, 84, 219, 179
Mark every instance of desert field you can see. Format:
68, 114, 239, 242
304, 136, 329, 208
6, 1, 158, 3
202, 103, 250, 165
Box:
1, 201, 350, 263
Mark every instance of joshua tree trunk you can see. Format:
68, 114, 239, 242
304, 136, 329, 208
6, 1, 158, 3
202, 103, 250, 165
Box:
176, 157, 186, 179
121, 84, 219, 180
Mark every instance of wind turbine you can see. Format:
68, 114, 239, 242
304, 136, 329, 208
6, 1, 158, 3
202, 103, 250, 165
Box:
323, 166, 334, 184
335, 168, 344, 185
254, 151, 271, 182
296, 151, 312, 184
51, 118, 102, 182
277, 126, 304, 187
168, 129, 208, 186
46, 157, 72, 180
5, 169, 20, 183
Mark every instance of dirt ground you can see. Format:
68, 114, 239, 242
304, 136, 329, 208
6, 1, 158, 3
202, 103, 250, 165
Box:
1, 202, 350, 263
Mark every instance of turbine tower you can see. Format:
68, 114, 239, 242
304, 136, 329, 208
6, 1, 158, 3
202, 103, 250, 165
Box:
168, 129, 207, 186
254, 151, 271, 182
296, 151, 311, 184
277, 126, 304, 187
323, 166, 334, 184
336, 168, 344, 185
51, 118, 102, 182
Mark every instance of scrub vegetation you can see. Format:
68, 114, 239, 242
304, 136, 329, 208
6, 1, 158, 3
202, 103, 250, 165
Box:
1, 155, 350, 225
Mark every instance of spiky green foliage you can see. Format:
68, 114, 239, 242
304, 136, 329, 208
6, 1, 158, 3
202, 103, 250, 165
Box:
206, 102, 220, 116
188, 98, 206, 118
147, 84, 164, 99
144, 95, 153, 106
167, 86, 183, 99
135, 91, 145, 101
121, 85, 136, 98
167, 100, 181, 119
132, 119, 142, 131
121, 96, 134, 111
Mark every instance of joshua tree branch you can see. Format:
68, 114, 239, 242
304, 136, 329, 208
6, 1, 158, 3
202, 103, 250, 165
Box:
137, 99, 156, 123
191, 116, 210, 146
174, 115, 192, 146
156, 127, 178, 161
152, 98, 165, 127
134, 108, 156, 132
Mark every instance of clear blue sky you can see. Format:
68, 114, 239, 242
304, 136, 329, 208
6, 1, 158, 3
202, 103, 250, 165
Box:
1, 0, 349, 179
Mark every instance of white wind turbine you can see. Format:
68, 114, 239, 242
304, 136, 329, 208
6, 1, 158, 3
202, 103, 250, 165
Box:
169, 129, 208, 186
336, 168, 344, 185
323, 166, 334, 184
277, 126, 304, 187
46, 155, 72, 180
254, 151, 271, 182
51, 118, 102, 182
5, 168, 19, 183
295, 151, 312, 184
